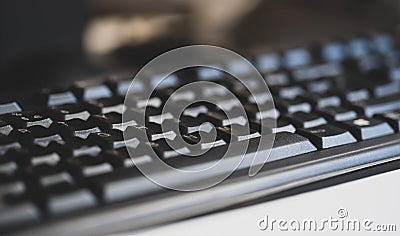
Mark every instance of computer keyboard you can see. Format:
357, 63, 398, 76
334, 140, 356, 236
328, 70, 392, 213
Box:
2, 33, 400, 235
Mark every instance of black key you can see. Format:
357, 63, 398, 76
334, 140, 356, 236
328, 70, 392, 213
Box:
305, 79, 333, 93
256, 52, 281, 73
264, 72, 289, 86
348, 37, 373, 58
90, 112, 138, 131
216, 124, 261, 142
317, 106, 358, 121
321, 41, 348, 62
0, 119, 13, 136
182, 131, 227, 150
275, 98, 311, 114
376, 110, 400, 132
0, 101, 22, 115
338, 117, 394, 140
351, 94, 400, 117
200, 109, 248, 127
72, 80, 113, 101
2, 111, 53, 128
179, 115, 214, 134
69, 155, 116, 178
0, 201, 40, 230
47, 103, 92, 121
244, 104, 279, 120
106, 73, 144, 96
300, 92, 341, 108
57, 120, 102, 140
283, 112, 327, 128
367, 81, 400, 98
253, 118, 296, 133
297, 124, 357, 149
292, 62, 343, 81
267, 132, 317, 162
0, 134, 22, 155
88, 129, 140, 150
126, 94, 162, 109
373, 33, 395, 54
0, 156, 17, 175
337, 84, 370, 102
283, 47, 312, 69
85, 97, 126, 114
271, 85, 304, 99
182, 104, 210, 118
43, 186, 97, 215
33, 88, 77, 106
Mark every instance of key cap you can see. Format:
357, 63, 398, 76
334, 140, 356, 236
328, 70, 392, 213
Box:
283, 112, 327, 128
33, 88, 77, 106
337, 83, 370, 102
72, 80, 113, 101
351, 94, 400, 117
292, 62, 343, 81
256, 52, 281, 72
317, 106, 358, 121
267, 132, 317, 162
264, 71, 290, 86
182, 104, 210, 118
283, 47, 312, 69
106, 73, 144, 96
252, 118, 295, 133
348, 37, 373, 58
368, 81, 400, 98
0, 201, 40, 230
57, 120, 102, 140
148, 73, 179, 90
85, 97, 126, 114
338, 117, 394, 140
300, 92, 341, 108
88, 129, 140, 150
275, 98, 311, 114
297, 124, 357, 149
90, 112, 137, 131
271, 85, 304, 99
197, 66, 225, 81
305, 79, 333, 93
179, 115, 214, 134
2, 111, 53, 128
244, 104, 279, 120
321, 41, 348, 62
375, 110, 400, 132
47, 103, 92, 121
200, 109, 248, 127
0, 157, 17, 175
44, 186, 97, 215
0, 135, 22, 155
69, 155, 117, 178
0, 101, 22, 115
373, 33, 395, 54
216, 124, 261, 142
0, 119, 13, 136
182, 131, 227, 150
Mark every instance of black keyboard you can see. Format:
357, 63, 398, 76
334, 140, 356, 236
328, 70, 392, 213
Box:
2, 33, 400, 235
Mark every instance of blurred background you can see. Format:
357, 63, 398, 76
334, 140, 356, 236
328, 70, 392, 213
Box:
0, 0, 399, 94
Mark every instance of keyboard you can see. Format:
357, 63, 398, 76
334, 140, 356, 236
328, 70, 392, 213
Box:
2, 32, 400, 235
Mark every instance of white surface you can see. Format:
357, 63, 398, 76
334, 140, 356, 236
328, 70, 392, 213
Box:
134, 169, 400, 236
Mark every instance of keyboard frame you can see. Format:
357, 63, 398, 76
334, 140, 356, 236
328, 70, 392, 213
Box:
12, 132, 400, 235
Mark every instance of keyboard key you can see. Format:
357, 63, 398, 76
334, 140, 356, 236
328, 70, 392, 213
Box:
375, 110, 400, 132
351, 94, 400, 117
321, 41, 348, 62
57, 120, 102, 140
297, 124, 357, 149
0, 201, 40, 230
264, 72, 290, 86
106, 73, 143, 95
45, 187, 97, 215
283, 112, 327, 128
271, 85, 304, 99
90, 112, 137, 131
267, 132, 317, 162
317, 106, 358, 121
0, 119, 13, 136
0, 135, 22, 155
300, 92, 341, 108
0, 101, 22, 115
2, 111, 53, 128
283, 47, 312, 68
338, 117, 394, 140
275, 98, 311, 114
256, 52, 281, 72
72, 80, 112, 101
85, 97, 126, 114
47, 103, 92, 121
200, 109, 248, 127
33, 88, 77, 106
216, 124, 261, 142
